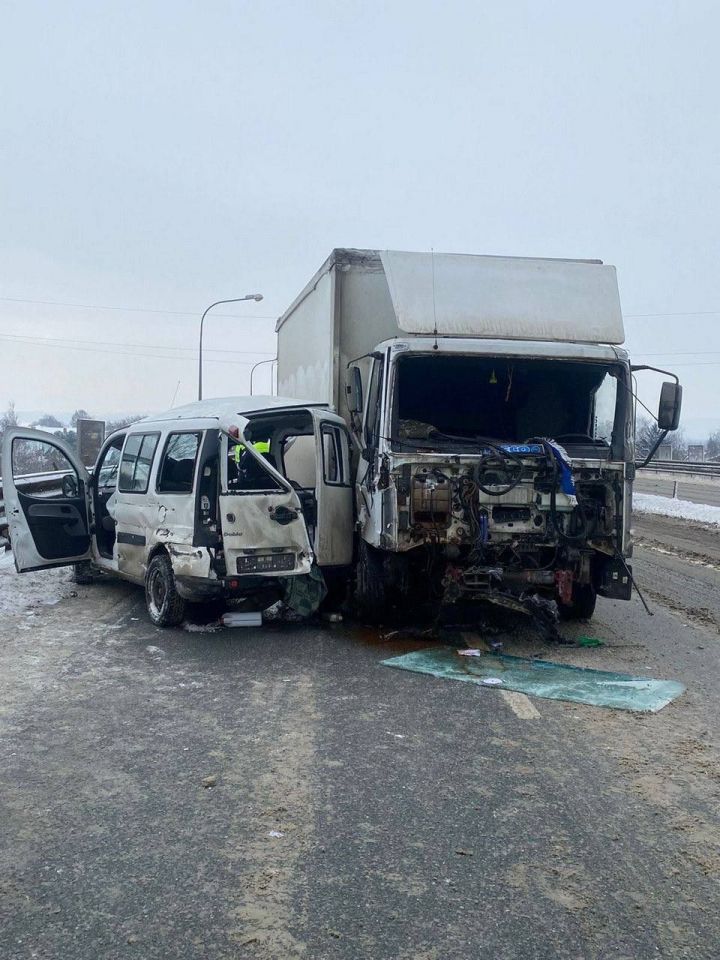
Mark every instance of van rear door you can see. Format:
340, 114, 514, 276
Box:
1, 428, 92, 571
219, 418, 314, 580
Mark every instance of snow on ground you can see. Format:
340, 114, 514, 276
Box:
634, 493, 720, 527
0, 549, 75, 616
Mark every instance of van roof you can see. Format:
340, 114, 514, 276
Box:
135, 395, 328, 426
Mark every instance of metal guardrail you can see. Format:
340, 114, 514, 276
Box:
636, 459, 720, 478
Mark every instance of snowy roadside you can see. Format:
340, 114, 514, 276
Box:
0, 549, 76, 616
634, 492, 720, 527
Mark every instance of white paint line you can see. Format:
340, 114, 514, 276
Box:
500, 690, 541, 719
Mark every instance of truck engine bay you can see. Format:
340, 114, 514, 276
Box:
363, 352, 634, 630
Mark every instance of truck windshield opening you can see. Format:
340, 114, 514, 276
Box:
392, 354, 623, 451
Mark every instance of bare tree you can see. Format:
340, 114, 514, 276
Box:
0, 401, 18, 450
34, 414, 63, 428
707, 429, 720, 460
105, 414, 145, 434
71, 409, 92, 427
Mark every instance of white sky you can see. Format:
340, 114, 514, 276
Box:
1, 1, 718, 436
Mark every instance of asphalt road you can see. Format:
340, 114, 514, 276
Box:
2, 519, 720, 960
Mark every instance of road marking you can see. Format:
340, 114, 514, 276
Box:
500, 690, 541, 719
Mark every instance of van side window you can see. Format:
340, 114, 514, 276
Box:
321, 425, 349, 485
158, 432, 202, 493
118, 433, 159, 493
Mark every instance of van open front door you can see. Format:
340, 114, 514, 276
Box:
1, 428, 92, 572
219, 417, 314, 580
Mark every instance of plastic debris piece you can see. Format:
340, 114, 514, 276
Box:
481, 677, 503, 686
222, 611, 262, 627
382, 647, 685, 713
202, 775, 217, 788
267, 830, 284, 839
578, 636, 604, 647
458, 648, 482, 657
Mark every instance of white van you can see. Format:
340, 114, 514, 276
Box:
2, 397, 354, 625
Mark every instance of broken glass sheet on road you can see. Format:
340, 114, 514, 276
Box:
381, 647, 684, 712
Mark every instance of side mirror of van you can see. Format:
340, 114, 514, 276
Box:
658, 381, 682, 431
347, 367, 363, 415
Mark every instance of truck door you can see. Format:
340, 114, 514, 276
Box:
219, 417, 315, 580
1, 428, 92, 571
311, 411, 354, 566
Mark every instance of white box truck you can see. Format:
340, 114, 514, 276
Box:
277, 249, 682, 628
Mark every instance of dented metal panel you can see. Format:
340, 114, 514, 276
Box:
218, 429, 313, 579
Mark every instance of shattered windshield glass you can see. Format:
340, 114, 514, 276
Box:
393, 354, 624, 450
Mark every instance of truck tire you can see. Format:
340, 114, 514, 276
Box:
558, 583, 597, 621
145, 553, 186, 627
355, 540, 388, 625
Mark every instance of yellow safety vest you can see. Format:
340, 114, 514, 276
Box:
233, 440, 271, 463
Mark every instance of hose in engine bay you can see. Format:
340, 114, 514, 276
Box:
524, 437, 590, 544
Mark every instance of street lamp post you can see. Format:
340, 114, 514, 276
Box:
250, 357, 277, 395
198, 294, 263, 401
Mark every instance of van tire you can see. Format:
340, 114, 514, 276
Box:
145, 553, 186, 627
355, 540, 388, 624
558, 583, 597, 621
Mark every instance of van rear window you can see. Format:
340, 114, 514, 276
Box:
157, 432, 202, 493
119, 433, 160, 493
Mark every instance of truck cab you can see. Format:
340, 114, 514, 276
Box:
276, 248, 682, 627
1, 397, 354, 626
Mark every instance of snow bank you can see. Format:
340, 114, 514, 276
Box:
0, 549, 73, 616
634, 493, 720, 527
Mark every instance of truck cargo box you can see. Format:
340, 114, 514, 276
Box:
276, 248, 624, 409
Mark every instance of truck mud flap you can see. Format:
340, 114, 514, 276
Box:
598, 558, 633, 601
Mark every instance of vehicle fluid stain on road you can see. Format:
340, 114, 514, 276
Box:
351, 624, 466, 655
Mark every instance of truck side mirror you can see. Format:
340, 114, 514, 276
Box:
347, 367, 363, 415
658, 381, 682, 431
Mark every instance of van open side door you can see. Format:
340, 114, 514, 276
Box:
218, 417, 314, 580
310, 410, 354, 567
1, 428, 92, 572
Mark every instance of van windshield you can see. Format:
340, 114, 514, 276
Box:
392, 354, 625, 452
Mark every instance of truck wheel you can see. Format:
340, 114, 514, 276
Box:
145, 553, 186, 627
558, 583, 597, 621
355, 540, 388, 624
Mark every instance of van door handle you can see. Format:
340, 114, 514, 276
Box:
270, 506, 298, 525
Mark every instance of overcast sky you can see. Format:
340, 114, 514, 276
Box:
1, 1, 718, 436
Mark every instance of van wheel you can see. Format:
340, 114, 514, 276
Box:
145, 553, 186, 627
558, 583, 597, 621
355, 540, 388, 624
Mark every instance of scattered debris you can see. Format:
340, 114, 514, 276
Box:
222, 611, 262, 627
322, 611, 343, 623
267, 830, 284, 839
382, 647, 685, 712
578, 636, 605, 647
183, 620, 223, 633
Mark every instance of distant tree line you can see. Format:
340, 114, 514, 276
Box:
0, 402, 146, 476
